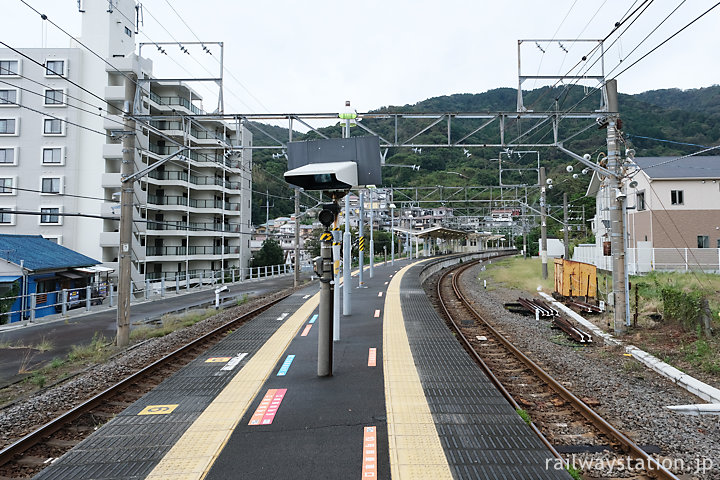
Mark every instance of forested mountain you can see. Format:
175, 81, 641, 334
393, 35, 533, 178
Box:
248, 85, 720, 225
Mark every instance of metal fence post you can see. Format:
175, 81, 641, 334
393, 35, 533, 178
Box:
61, 289, 67, 316
145, 279, 150, 300
86, 285, 92, 311
265, 265, 268, 277
232, 269, 235, 283
176, 276, 179, 294
199, 272, 203, 288
161, 278, 165, 298
109, 282, 115, 307
30, 293, 36, 323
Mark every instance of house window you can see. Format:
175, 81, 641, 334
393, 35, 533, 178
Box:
0, 118, 17, 134
42, 147, 62, 164
670, 190, 684, 205
125, 26, 132, 37
41, 177, 61, 194
45, 60, 64, 76
0, 177, 13, 194
636, 192, 645, 211
0, 89, 18, 105
44, 89, 65, 106
0, 148, 15, 164
0, 60, 19, 76
40, 207, 60, 224
0, 208, 12, 224
698, 236, 709, 248
43, 118, 63, 135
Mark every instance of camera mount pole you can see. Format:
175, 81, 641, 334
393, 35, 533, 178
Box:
358, 190, 365, 287
318, 228, 334, 376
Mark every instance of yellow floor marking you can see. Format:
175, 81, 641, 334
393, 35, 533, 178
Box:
145, 292, 320, 480
138, 404, 179, 416
383, 261, 453, 479
204, 357, 231, 363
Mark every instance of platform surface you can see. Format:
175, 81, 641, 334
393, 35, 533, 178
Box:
33, 257, 568, 480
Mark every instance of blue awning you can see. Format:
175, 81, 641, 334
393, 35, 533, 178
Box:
0, 275, 21, 283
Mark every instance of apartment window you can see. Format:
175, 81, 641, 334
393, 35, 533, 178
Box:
636, 191, 645, 211
44, 89, 65, 106
0, 118, 17, 135
0, 60, 19, 76
0, 89, 18, 105
41, 177, 62, 194
45, 60, 65, 76
42, 147, 63, 165
40, 207, 60, 224
0, 148, 15, 165
0, 208, 12, 224
43, 118, 64, 135
670, 190, 684, 205
125, 26, 132, 37
698, 235, 709, 248
0, 177, 14, 194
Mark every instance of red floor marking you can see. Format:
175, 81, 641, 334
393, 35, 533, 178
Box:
301, 324, 312, 336
362, 426, 378, 478
248, 389, 274, 425
373, 310, 380, 318
368, 348, 377, 367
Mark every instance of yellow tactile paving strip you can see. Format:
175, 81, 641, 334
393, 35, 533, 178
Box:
145, 292, 320, 480
383, 263, 453, 479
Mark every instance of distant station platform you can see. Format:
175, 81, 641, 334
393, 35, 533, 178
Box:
34, 256, 567, 480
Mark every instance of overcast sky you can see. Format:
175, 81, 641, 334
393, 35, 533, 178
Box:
5, 0, 720, 116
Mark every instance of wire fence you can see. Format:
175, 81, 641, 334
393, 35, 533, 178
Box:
573, 245, 720, 274
0, 263, 293, 325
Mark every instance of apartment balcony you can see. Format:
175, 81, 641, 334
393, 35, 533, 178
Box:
147, 92, 205, 116
104, 85, 125, 102
145, 245, 240, 259
103, 114, 124, 131
146, 221, 242, 234
102, 143, 123, 159
101, 173, 121, 188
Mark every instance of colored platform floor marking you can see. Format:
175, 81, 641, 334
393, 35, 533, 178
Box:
383, 261, 453, 479
248, 388, 287, 425
145, 292, 320, 480
301, 324, 313, 336
374, 310, 381, 318
368, 348, 377, 367
205, 357, 231, 363
220, 353, 248, 371
138, 404, 179, 416
277, 355, 295, 376
362, 426, 378, 478
308, 314, 318, 324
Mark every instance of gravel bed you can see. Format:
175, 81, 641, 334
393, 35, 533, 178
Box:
442, 262, 720, 479
0, 283, 308, 450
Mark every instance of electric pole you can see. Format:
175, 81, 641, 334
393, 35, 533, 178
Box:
294, 189, 300, 287
539, 166, 548, 279
563, 193, 570, 259
605, 79, 627, 334
117, 73, 137, 348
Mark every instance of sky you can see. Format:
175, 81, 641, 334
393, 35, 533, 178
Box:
4, 0, 720, 117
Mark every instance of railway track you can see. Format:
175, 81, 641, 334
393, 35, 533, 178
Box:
0, 294, 287, 479
436, 260, 678, 480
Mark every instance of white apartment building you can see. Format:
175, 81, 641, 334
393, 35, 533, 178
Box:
0, 0, 252, 287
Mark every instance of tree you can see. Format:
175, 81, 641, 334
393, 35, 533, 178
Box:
251, 238, 284, 268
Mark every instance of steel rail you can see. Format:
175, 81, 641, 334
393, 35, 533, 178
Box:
0, 294, 288, 467
438, 260, 679, 480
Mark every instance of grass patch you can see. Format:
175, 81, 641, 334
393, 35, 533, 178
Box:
236, 293, 250, 306
478, 256, 554, 294
68, 333, 114, 363
32, 336, 54, 353
30, 373, 46, 389
565, 464, 582, 480
515, 408, 531, 425
130, 308, 218, 341
49, 357, 65, 369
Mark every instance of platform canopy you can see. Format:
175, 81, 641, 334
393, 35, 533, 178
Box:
394, 226, 468, 240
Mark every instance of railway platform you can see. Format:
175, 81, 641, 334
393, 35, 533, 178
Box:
33, 256, 568, 480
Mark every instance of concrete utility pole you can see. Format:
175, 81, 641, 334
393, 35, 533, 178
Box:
117, 73, 137, 348
605, 79, 627, 334
539, 166, 548, 279
563, 193, 570, 259
294, 189, 300, 287
341, 101, 353, 314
